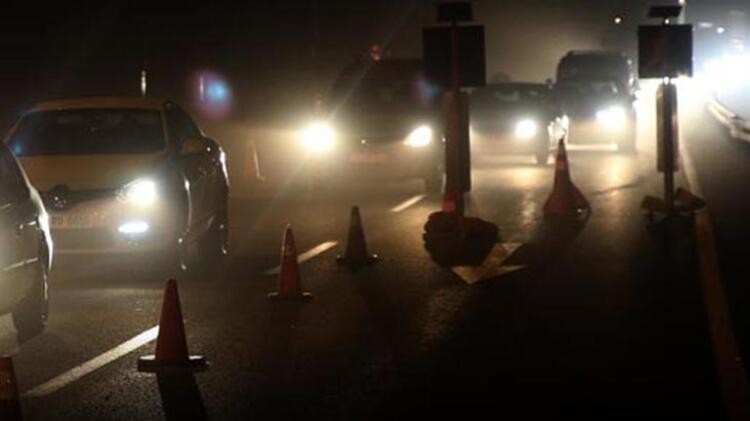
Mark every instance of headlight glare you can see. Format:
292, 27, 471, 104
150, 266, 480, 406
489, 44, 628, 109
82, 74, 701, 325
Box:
514, 119, 538, 139
117, 179, 157, 206
300, 122, 335, 152
596, 106, 627, 129
118, 221, 150, 235
404, 125, 433, 147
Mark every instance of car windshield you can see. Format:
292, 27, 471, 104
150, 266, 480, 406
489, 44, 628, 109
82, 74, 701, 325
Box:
557, 80, 620, 96
557, 55, 630, 80
330, 63, 438, 113
472, 85, 548, 108
8, 108, 165, 156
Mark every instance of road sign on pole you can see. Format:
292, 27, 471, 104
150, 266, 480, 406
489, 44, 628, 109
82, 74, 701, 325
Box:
437, 2, 473, 23
638, 24, 693, 78
639, 4, 700, 217
423, 26, 486, 89
423, 2, 485, 200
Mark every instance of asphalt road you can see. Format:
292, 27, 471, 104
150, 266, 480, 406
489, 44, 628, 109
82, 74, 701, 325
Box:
0, 94, 736, 419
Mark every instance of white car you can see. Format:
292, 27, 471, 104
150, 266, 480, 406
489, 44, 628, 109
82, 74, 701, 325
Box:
5, 97, 229, 271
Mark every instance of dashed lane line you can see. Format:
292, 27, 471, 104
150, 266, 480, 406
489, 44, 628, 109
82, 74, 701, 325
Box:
681, 145, 750, 420
264, 241, 338, 275
390, 194, 426, 213
24, 326, 159, 398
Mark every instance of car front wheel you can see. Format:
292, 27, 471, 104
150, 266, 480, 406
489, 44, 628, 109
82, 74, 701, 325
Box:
13, 264, 49, 340
200, 205, 229, 262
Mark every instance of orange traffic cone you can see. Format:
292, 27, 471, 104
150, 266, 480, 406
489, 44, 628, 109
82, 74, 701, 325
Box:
138, 279, 208, 373
0, 357, 22, 421
268, 225, 312, 301
336, 206, 379, 268
543, 139, 590, 216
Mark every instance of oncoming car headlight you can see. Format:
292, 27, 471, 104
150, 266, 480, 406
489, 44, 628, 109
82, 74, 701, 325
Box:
596, 106, 627, 129
514, 119, 538, 139
117, 179, 158, 206
404, 125, 433, 147
299, 121, 335, 152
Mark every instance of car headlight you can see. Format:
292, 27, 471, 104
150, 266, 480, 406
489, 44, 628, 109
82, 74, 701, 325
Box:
299, 121, 335, 152
117, 179, 157, 206
596, 106, 627, 129
514, 119, 539, 139
404, 125, 433, 147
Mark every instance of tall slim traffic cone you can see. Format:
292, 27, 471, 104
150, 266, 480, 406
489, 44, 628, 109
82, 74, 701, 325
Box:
138, 279, 208, 373
336, 206, 379, 268
0, 357, 22, 421
543, 139, 590, 216
268, 225, 312, 301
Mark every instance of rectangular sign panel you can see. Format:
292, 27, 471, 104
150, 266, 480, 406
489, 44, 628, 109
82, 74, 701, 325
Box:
423, 25, 486, 88
638, 24, 693, 78
437, 2, 473, 22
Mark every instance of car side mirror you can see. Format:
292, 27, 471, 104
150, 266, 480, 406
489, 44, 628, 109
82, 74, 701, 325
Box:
180, 137, 212, 156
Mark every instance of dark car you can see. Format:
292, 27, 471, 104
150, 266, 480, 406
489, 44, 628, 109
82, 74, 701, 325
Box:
556, 50, 639, 97
555, 50, 638, 151
5, 97, 229, 272
554, 78, 637, 151
469, 83, 567, 165
0, 141, 53, 338
298, 58, 444, 192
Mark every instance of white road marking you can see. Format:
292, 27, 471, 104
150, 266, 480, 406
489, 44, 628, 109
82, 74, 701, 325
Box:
451, 243, 524, 285
390, 194, 426, 213
682, 145, 750, 420
264, 241, 338, 275
24, 326, 159, 398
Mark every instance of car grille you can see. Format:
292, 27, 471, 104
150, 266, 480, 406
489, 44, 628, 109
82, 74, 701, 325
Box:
52, 228, 115, 250
41, 187, 115, 212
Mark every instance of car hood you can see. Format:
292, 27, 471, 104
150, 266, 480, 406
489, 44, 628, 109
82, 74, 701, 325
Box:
471, 106, 546, 122
559, 93, 628, 115
18, 151, 170, 191
332, 112, 437, 141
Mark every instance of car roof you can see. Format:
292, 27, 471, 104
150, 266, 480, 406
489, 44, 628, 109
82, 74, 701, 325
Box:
27, 97, 168, 113
565, 50, 627, 58
480, 82, 547, 90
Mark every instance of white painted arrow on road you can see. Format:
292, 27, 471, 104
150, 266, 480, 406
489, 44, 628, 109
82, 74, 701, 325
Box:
451, 243, 524, 285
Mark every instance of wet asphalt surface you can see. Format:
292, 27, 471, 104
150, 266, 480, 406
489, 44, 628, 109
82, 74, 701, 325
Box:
0, 94, 737, 420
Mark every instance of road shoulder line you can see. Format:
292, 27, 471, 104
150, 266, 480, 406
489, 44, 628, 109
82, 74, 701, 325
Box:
681, 146, 750, 420
24, 326, 159, 398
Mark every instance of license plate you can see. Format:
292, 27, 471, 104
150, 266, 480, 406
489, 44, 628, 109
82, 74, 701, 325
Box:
350, 152, 388, 163
51, 213, 93, 229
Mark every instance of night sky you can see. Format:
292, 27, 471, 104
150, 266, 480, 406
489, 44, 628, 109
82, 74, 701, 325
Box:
0, 0, 744, 132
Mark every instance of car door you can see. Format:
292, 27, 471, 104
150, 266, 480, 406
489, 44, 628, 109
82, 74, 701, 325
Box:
0, 145, 40, 312
165, 106, 214, 235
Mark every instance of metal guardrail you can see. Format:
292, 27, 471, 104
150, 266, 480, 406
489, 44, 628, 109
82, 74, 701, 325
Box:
709, 96, 750, 142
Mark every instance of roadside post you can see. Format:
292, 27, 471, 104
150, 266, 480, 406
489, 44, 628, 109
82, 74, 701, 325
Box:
423, 1, 485, 214
639, 5, 702, 216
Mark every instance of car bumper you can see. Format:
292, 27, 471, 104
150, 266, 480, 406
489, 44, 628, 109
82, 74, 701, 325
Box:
49, 196, 179, 254
568, 119, 631, 144
470, 131, 548, 156
304, 143, 441, 181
